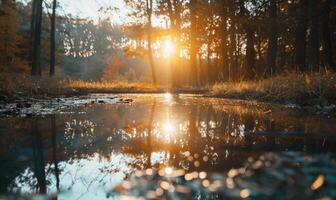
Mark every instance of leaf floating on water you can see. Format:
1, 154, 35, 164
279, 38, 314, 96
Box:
311, 175, 325, 190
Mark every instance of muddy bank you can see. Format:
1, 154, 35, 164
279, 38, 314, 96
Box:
0, 94, 133, 117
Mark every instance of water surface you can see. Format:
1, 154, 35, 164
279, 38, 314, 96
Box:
1, 94, 335, 199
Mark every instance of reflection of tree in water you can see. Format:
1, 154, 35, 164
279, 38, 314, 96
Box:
32, 119, 47, 194
119, 103, 223, 173
8, 117, 59, 194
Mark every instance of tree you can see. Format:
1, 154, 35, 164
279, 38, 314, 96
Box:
146, 0, 157, 86
49, 0, 56, 77
239, 0, 256, 80
158, 0, 182, 88
0, 0, 25, 71
228, 1, 238, 81
189, 0, 198, 86
321, 0, 335, 71
220, 0, 229, 81
307, 0, 319, 72
31, 0, 43, 75
124, 0, 157, 85
294, 0, 308, 72
171, 0, 182, 86
266, 0, 277, 76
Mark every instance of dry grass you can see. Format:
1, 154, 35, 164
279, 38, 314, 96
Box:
211, 73, 336, 105
68, 80, 159, 93
1, 71, 336, 106
0, 72, 160, 96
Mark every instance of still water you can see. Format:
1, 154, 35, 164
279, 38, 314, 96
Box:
1, 94, 335, 199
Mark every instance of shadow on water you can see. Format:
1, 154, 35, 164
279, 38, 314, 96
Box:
0, 94, 336, 198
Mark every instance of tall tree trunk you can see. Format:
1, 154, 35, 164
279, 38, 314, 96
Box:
246, 27, 255, 79
229, 31, 237, 81
321, 0, 335, 71
0, 0, 9, 67
229, 1, 238, 81
173, 0, 182, 86
294, 0, 308, 72
207, 42, 212, 83
166, 0, 175, 88
199, 53, 206, 84
237, 35, 242, 81
29, 0, 37, 63
220, 1, 229, 81
49, 0, 56, 77
266, 0, 277, 76
240, 0, 255, 80
190, 0, 198, 86
308, 0, 319, 72
167, 0, 179, 88
146, 0, 157, 86
31, 0, 43, 76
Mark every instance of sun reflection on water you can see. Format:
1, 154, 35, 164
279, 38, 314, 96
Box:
164, 92, 173, 102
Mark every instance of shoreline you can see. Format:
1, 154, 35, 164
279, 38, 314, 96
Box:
0, 91, 335, 118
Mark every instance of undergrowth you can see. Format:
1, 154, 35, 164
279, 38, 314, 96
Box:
211, 73, 336, 105
0, 73, 159, 96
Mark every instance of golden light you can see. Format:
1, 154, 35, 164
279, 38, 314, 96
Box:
162, 39, 174, 56
163, 121, 175, 133
164, 92, 173, 102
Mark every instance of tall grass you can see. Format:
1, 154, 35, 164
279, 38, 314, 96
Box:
68, 80, 158, 93
211, 73, 336, 105
0, 72, 159, 96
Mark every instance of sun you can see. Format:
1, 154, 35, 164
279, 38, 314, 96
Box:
162, 39, 174, 56
163, 121, 176, 133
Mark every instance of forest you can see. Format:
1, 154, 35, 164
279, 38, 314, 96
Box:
0, 0, 335, 95
1, 0, 336, 199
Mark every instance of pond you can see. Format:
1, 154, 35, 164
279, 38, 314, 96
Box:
1, 94, 336, 199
